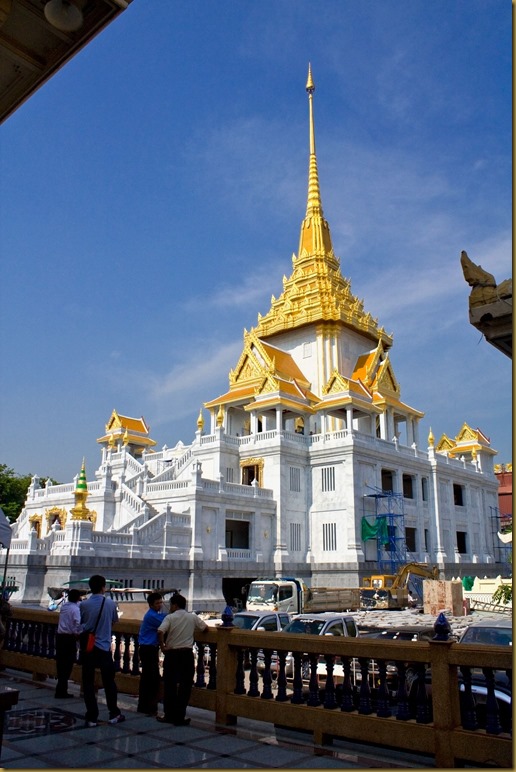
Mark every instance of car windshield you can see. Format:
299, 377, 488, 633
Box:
233, 615, 258, 630
461, 627, 512, 646
284, 619, 325, 635
247, 584, 278, 602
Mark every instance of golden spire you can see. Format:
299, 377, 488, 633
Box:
428, 427, 435, 447
197, 408, 205, 431
251, 66, 393, 350
299, 63, 333, 255
216, 404, 224, 428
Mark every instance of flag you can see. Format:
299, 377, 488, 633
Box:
0, 507, 12, 549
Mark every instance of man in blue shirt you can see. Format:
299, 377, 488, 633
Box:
137, 592, 167, 715
80, 574, 124, 727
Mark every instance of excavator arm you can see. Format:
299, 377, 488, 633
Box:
391, 562, 439, 589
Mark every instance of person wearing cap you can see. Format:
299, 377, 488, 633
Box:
156, 593, 208, 726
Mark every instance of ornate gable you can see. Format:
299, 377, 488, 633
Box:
455, 422, 479, 444
323, 370, 350, 396
373, 357, 400, 397
436, 434, 456, 453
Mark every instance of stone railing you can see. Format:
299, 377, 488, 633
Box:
0, 608, 511, 768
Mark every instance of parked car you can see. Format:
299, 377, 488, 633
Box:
258, 612, 359, 678
458, 617, 512, 646
232, 611, 292, 631
359, 625, 435, 642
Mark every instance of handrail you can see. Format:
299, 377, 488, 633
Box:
0, 608, 511, 768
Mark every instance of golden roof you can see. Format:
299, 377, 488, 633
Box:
251, 67, 393, 349
435, 423, 497, 457
97, 410, 156, 448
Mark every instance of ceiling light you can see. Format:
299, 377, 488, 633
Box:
44, 0, 84, 32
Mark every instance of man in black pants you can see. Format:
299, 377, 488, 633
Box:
157, 593, 208, 726
137, 591, 166, 715
55, 588, 82, 698
80, 574, 124, 727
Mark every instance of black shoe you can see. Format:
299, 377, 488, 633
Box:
156, 715, 174, 724
173, 718, 191, 726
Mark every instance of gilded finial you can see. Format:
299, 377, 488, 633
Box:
306, 62, 314, 93
108, 432, 116, 448
216, 404, 224, 428
197, 408, 205, 431
428, 427, 434, 447
123, 429, 129, 446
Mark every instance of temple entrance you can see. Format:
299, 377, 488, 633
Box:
222, 577, 257, 610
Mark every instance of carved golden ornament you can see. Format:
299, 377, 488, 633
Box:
123, 429, 129, 446
216, 404, 224, 427
197, 408, 204, 430
29, 514, 42, 537
239, 457, 264, 487
45, 507, 67, 531
428, 428, 435, 447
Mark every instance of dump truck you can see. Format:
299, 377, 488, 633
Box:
246, 563, 440, 614
246, 578, 361, 614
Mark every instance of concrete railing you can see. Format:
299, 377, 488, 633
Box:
0, 607, 511, 768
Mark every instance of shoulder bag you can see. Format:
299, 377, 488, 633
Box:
80, 596, 106, 654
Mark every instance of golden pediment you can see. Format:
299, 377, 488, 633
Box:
436, 434, 456, 452
322, 370, 350, 395
374, 358, 400, 396
455, 422, 479, 443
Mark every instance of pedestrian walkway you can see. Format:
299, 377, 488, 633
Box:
0, 669, 436, 768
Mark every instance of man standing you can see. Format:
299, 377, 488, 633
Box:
137, 591, 166, 716
157, 593, 208, 726
54, 588, 82, 698
80, 574, 124, 727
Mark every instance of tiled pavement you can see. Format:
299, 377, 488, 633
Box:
0, 670, 436, 769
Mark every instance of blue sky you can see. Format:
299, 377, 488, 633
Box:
0, 0, 511, 483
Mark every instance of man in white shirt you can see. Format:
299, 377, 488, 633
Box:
55, 588, 82, 698
157, 593, 208, 725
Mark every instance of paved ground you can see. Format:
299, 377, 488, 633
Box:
0, 668, 438, 769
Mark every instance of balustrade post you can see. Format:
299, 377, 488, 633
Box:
247, 649, 260, 697
260, 649, 273, 699
306, 654, 320, 707
290, 652, 304, 704
323, 654, 338, 709
376, 659, 391, 717
428, 638, 459, 768
214, 627, 237, 726
340, 657, 354, 712
275, 651, 288, 702
358, 657, 372, 714
459, 666, 478, 731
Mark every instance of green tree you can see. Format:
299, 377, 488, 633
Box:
0, 464, 59, 523
492, 524, 512, 605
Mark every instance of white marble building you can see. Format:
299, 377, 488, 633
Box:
6, 70, 500, 610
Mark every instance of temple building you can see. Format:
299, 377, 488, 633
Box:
7, 69, 501, 610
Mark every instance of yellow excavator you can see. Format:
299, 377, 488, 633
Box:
360, 562, 440, 610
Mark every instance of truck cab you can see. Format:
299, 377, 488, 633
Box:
246, 578, 308, 613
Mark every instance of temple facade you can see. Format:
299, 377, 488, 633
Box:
7, 69, 501, 610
